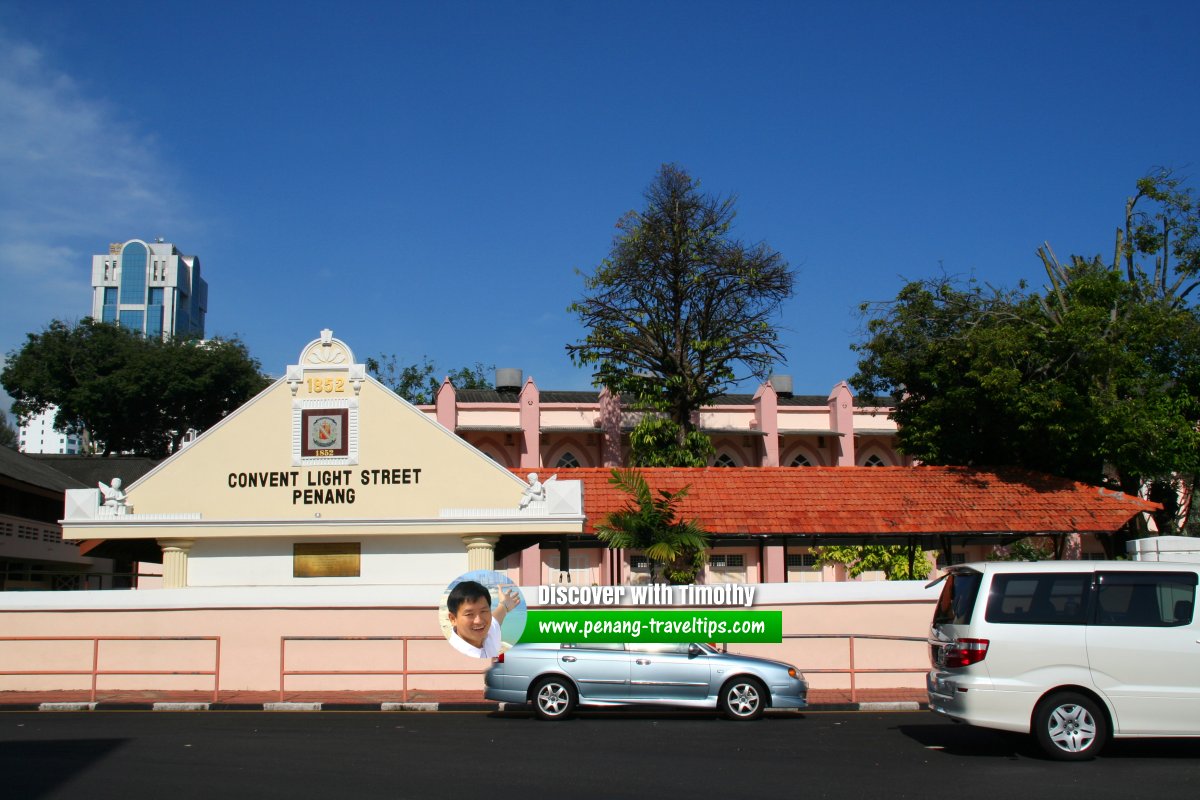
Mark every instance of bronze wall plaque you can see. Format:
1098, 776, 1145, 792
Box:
293, 542, 361, 578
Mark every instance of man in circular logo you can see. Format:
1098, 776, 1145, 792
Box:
441, 572, 524, 659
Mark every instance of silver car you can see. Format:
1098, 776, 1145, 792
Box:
485, 641, 808, 720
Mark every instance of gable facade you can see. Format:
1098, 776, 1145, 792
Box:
60, 331, 584, 588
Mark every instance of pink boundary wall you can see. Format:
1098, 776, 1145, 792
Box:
0, 583, 938, 694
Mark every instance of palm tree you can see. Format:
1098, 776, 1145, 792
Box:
596, 469, 710, 584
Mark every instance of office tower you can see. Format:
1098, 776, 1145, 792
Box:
92, 238, 207, 339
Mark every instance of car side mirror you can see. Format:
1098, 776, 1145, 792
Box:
688, 643, 703, 658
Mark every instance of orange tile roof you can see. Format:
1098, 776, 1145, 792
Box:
516, 467, 1158, 536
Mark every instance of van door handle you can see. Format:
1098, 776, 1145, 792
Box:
635, 658, 651, 665
562, 655, 576, 662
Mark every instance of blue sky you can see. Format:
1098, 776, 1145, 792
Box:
1, 1, 1197, 416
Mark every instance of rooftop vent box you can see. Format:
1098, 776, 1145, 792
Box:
495, 368, 523, 392
768, 374, 793, 397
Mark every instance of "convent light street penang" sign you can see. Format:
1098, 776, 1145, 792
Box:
226, 468, 424, 505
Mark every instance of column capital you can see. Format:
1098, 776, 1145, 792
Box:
462, 535, 499, 572
157, 539, 195, 589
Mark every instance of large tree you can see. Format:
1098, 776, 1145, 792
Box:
2, 319, 269, 457
567, 164, 793, 449
852, 171, 1200, 545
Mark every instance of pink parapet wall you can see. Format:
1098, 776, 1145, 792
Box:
828, 381, 857, 466
0, 583, 938, 696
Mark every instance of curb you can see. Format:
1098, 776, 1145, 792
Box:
380, 702, 438, 712
262, 702, 322, 712
9, 700, 927, 714
857, 701, 922, 712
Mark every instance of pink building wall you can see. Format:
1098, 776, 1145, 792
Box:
0, 584, 937, 695
430, 377, 904, 470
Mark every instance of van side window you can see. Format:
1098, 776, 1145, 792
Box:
1094, 572, 1197, 627
985, 573, 1090, 625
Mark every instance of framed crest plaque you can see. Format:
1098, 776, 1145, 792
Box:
293, 399, 358, 466
302, 408, 349, 458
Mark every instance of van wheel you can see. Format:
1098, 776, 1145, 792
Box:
720, 677, 767, 721
531, 677, 577, 721
1034, 692, 1108, 760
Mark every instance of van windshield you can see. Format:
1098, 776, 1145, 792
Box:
933, 570, 982, 626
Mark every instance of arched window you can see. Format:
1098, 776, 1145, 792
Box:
556, 452, 580, 468
119, 241, 148, 305
864, 454, 886, 467
790, 454, 812, 467
714, 453, 737, 467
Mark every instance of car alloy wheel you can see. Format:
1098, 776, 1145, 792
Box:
532, 677, 577, 721
1034, 692, 1108, 761
721, 678, 766, 721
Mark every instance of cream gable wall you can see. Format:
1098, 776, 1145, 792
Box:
127, 377, 528, 523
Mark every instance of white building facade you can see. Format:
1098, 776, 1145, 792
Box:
17, 407, 83, 455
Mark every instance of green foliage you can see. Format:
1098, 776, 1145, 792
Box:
988, 537, 1054, 562
627, 416, 715, 467
567, 164, 793, 438
366, 354, 492, 404
1, 319, 269, 457
852, 170, 1200, 549
810, 544, 931, 580
594, 468, 711, 584
1118, 167, 1200, 303
0, 412, 16, 450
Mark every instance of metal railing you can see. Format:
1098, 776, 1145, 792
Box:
278, 635, 484, 702
1, 633, 926, 704
782, 633, 927, 703
0, 636, 221, 702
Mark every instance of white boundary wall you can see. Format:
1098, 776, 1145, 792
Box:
1129, 535, 1200, 563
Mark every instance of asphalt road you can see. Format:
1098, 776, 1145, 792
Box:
2, 710, 1199, 800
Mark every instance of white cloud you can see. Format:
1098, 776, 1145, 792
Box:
0, 28, 191, 355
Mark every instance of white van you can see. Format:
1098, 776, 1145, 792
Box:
927, 560, 1199, 760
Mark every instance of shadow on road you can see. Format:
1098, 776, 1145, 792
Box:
2, 738, 128, 799
899, 723, 1200, 761
897, 723, 1033, 759
1098, 738, 1200, 759
488, 707, 807, 723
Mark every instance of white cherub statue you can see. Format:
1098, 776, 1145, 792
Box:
519, 472, 557, 509
99, 478, 129, 515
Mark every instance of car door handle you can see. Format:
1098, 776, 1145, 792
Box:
635, 659, 651, 665
562, 655, 576, 662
